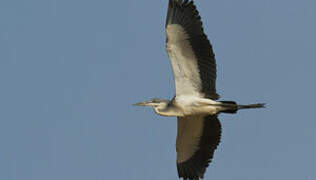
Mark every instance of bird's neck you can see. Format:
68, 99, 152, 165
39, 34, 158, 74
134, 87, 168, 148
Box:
153, 106, 183, 117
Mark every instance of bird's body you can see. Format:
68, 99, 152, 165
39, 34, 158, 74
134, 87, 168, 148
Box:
139, 96, 263, 117
150, 96, 220, 117
135, 0, 264, 179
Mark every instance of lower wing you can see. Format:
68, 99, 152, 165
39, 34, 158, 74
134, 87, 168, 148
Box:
176, 115, 221, 179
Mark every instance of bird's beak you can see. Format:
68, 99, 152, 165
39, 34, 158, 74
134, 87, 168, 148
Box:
133, 102, 146, 106
133, 101, 152, 106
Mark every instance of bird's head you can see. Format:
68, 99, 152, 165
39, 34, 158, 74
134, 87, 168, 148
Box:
134, 98, 169, 109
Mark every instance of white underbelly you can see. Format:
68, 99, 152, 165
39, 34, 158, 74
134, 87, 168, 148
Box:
181, 105, 220, 116
175, 96, 221, 116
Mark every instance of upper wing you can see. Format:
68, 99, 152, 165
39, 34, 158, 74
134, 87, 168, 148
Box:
176, 115, 221, 180
165, 0, 219, 99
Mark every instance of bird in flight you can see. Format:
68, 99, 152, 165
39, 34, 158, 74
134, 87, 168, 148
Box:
134, 0, 264, 179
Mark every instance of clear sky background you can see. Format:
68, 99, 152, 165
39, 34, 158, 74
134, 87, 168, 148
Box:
1, 0, 315, 179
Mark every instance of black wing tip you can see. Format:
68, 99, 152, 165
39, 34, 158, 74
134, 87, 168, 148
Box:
166, 0, 199, 27
168, 0, 196, 13
169, 0, 192, 4
177, 161, 204, 180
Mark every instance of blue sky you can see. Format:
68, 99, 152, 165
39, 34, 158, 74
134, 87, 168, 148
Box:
1, 0, 315, 179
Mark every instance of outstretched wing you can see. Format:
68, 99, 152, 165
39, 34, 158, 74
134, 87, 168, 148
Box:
176, 115, 221, 180
165, 0, 219, 99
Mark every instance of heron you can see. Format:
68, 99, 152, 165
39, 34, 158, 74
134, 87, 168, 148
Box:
134, 0, 265, 179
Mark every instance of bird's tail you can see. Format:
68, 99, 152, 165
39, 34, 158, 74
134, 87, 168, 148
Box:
219, 101, 265, 114
237, 103, 265, 110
